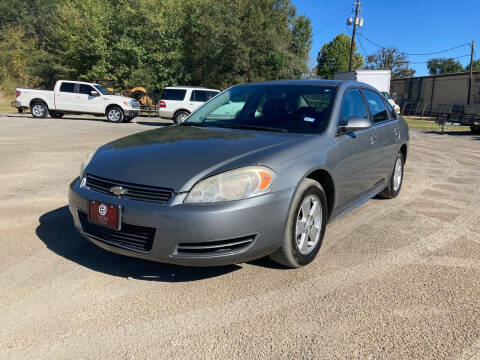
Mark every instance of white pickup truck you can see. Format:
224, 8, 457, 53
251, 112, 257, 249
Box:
12, 80, 141, 123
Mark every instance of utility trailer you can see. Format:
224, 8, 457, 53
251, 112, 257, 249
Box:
434, 104, 480, 134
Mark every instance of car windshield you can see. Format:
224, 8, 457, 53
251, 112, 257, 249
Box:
94, 85, 111, 95
183, 84, 337, 134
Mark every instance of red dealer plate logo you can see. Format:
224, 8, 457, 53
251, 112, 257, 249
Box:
88, 200, 120, 230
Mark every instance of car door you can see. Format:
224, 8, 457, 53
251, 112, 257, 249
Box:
361, 89, 399, 184
55, 82, 77, 111
188, 90, 210, 112
333, 88, 380, 213
76, 84, 104, 114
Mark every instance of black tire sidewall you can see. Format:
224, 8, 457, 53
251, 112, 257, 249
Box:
389, 152, 404, 198
31, 103, 48, 118
107, 106, 124, 123
287, 181, 328, 267
174, 111, 189, 124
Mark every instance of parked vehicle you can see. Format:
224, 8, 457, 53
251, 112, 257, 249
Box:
158, 86, 220, 123
12, 80, 141, 123
69, 80, 409, 268
334, 70, 401, 112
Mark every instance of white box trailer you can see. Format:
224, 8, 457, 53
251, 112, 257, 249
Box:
333, 69, 391, 93
334, 70, 399, 112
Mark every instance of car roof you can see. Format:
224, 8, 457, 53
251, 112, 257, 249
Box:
164, 86, 220, 91
233, 79, 379, 92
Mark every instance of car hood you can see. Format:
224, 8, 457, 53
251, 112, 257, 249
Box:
86, 125, 305, 192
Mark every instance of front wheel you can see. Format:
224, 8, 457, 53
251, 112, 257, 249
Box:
107, 106, 124, 123
31, 103, 48, 118
379, 152, 404, 199
270, 179, 328, 268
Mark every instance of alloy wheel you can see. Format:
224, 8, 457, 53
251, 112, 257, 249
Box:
295, 194, 322, 255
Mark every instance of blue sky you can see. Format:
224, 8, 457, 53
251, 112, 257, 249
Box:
292, 0, 480, 76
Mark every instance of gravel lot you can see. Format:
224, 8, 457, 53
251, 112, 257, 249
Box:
1, 113, 480, 359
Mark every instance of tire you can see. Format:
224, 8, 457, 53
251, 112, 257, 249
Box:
50, 112, 64, 119
31, 102, 48, 118
106, 106, 124, 123
174, 110, 189, 124
379, 152, 404, 199
270, 179, 328, 268
122, 117, 133, 123
470, 126, 480, 135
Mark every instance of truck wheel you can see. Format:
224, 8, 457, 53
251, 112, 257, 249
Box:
107, 106, 124, 123
174, 110, 189, 124
31, 103, 48, 118
378, 152, 404, 199
270, 179, 328, 268
50, 112, 64, 119
470, 126, 480, 135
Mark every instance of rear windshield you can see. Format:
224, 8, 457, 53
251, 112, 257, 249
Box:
184, 85, 337, 134
161, 89, 187, 101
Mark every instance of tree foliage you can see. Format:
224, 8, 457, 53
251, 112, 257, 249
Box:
0, 0, 312, 94
427, 57, 465, 75
366, 47, 415, 78
316, 33, 363, 79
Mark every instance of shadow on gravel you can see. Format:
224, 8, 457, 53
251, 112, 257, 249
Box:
422, 130, 480, 139
36, 206, 241, 282
135, 121, 170, 127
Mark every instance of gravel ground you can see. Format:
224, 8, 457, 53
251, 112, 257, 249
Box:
1, 113, 480, 360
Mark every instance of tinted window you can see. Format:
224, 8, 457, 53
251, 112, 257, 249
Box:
79, 84, 95, 95
341, 89, 367, 125
362, 89, 389, 123
190, 90, 209, 102
209, 91, 220, 98
384, 99, 397, 119
161, 89, 186, 101
184, 85, 336, 134
59, 82, 75, 93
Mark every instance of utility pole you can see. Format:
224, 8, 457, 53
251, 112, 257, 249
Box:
348, 0, 363, 71
467, 40, 474, 105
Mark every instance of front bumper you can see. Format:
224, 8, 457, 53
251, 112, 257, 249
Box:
125, 109, 141, 117
68, 177, 293, 266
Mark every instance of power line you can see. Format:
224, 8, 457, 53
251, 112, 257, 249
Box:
357, 33, 470, 56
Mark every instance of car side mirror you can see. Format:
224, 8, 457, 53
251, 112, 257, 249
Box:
343, 117, 372, 131
90, 91, 99, 97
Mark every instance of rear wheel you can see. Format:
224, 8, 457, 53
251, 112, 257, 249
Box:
470, 126, 480, 135
379, 152, 404, 199
174, 110, 189, 124
31, 103, 48, 118
270, 179, 327, 268
106, 106, 124, 123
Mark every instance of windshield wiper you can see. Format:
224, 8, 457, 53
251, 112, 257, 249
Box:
221, 124, 289, 133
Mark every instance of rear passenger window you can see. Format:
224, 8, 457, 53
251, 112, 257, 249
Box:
340, 89, 368, 126
190, 90, 209, 102
362, 89, 389, 123
78, 84, 95, 95
161, 89, 187, 101
59, 82, 75, 93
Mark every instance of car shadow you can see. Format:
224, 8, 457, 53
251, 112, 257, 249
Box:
135, 121, 171, 127
36, 206, 241, 282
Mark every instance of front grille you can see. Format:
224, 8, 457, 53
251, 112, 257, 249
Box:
78, 210, 156, 253
176, 235, 255, 255
85, 174, 173, 203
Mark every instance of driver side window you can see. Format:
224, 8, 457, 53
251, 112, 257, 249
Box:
340, 89, 367, 127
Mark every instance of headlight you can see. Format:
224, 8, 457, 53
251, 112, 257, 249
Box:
185, 166, 277, 203
80, 150, 97, 181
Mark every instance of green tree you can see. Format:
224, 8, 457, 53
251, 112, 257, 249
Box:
366, 47, 415, 78
466, 59, 480, 72
316, 33, 363, 79
427, 58, 465, 75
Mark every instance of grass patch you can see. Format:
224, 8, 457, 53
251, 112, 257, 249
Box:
0, 101, 16, 114
404, 116, 470, 132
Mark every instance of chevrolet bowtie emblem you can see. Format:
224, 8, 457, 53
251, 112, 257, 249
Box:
110, 186, 128, 196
